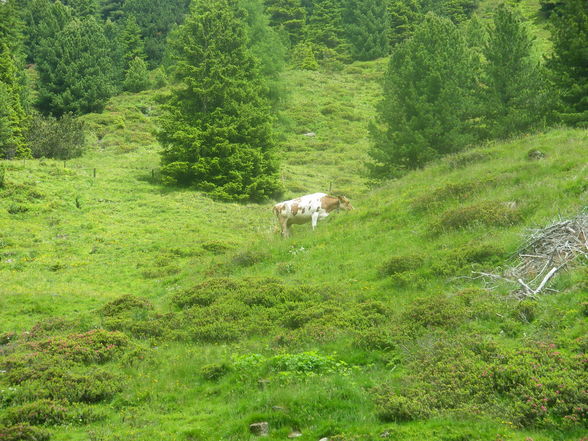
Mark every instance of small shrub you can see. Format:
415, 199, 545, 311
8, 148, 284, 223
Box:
230, 249, 268, 268
200, 363, 230, 381
7, 204, 29, 214
514, 299, 537, 323
404, 296, 466, 330
27, 113, 85, 160
434, 201, 523, 232
379, 254, 424, 277
374, 392, 429, 422
353, 327, 397, 351
1, 400, 68, 426
201, 240, 233, 255
411, 181, 485, 212
0, 331, 17, 345
99, 295, 152, 317
0, 424, 51, 441
27, 329, 129, 364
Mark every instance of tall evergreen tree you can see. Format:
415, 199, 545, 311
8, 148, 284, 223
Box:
123, 0, 190, 66
36, 17, 116, 116
482, 5, 551, 138
263, 0, 306, 46
100, 0, 125, 21
0, 0, 24, 55
22, 0, 73, 64
369, 13, 479, 177
547, 0, 588, 126
342, 0, 389, 60
387, 0, 423, 46
157, 0, 281, 202
61, 0, 99, 17
0, 43, 27, 159
305, 0, 349, 62
120, 16, 146, 70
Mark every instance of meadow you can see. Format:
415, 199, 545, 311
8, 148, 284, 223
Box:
1, 39, 587, 441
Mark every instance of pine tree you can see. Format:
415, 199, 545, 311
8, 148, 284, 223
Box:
547, 0, 588, 126
120, 16, 146, 70
482, 5, 551, 138
305, 0, 349, 61
342, 0, 389, 60
263, 0, 306, 46
22, 0, 73, 64
387, 0, 423, 46
369, 13, 479, 177
0, 43, 28, 159
123, 56, 150, 92
123, 0, 190, 66
157, 0, 281, 202
61, 0, 99, 17
0, 0, 24, 55
101, 0, 125, 21
36, 17, 117, 116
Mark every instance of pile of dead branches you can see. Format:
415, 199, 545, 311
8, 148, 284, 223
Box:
474, 213, 588, 298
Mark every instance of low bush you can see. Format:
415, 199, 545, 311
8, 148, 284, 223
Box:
379, 254, 424, 277
99, 295, 153, 317
431, 242, 505, 275
200, 363, 230, 381
404, 296, 467, 330
27, 113, 85, 160
27, 329, 129, 364
411, 181, 487, 212
434, 201, 523, 232
1, 399, 68, 426
0, 424, 51, 441
374, 391, 430, 422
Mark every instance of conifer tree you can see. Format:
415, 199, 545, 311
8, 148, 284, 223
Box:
0, 0, 24, 55
120, 16, 146, 71
123, 56, 150, 92
342, 0, 389, 60
369, 13, 479, 177
387, 0, 423, 46
305, 0, 349, 62
483, 5, 551, 138
157, 0, 281, 202
547, 0, 588, 126
264, 0, 306, 45
22, 0, 73, 64
36, 17, 116, 116
0, 43, 27, 159
101, 0, 125, 21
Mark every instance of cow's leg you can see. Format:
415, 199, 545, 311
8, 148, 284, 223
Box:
311, 212, 319, 230
281, 218, 290, 237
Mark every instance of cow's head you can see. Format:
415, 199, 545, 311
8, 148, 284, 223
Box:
338, 195, 354, 211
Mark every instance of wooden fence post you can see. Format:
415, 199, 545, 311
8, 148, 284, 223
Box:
93, 168, 96, 178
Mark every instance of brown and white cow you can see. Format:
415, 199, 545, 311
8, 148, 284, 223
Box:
273, 192, 354, 237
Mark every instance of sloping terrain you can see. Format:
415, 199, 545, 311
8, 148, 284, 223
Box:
1, 53, 587, 441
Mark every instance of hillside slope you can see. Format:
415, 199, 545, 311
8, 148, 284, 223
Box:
1, 55, 587, 441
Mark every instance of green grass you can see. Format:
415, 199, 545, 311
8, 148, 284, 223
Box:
1, 9, 587, 438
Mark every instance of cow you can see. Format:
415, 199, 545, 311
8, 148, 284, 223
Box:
273, 193, 354, 237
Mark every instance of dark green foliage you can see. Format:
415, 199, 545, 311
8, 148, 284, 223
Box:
0, 424, 50, 441
539, 0, 565, 17
21, 0, 73, 64
60, 0, 100, 17
36, 17, 117, 116
369, 13, 479, 176
375, 392, 429, 422
305, 0, 349, 63
158, 0, 281, 201
0, 164, 5, 188
482, 5, 552, 138
0, 0, 24, 56
290, 41, 319, 70
341, 0, 389, 61
100, 295, 153, 317
264, 0, 306, 45
123, 57, 150, 92
0, 43, 27, 159
27, 113, 86, 159
387, 0, 423, 47
100, 0, 125, 21
426, 0, 480, 23
547, 0, 588, 126
120, 16, 146, 71
122, 0, 190, 66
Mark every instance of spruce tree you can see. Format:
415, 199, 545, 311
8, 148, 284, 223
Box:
123, 56, 150, 92
483, 5, 551, 138
305, 0, 349, 62
369, 13, 479, 177
36, 17, 116, 116
263, 0, 306, 46
342, 0, 389, 60
547, 0, 588, 126
387, 0, 423, 46
0, 43, 27, 159
157, 0, 281, 202
120, 16, 146, 70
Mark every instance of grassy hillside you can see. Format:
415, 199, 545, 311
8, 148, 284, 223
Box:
1, 32, 587, 441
